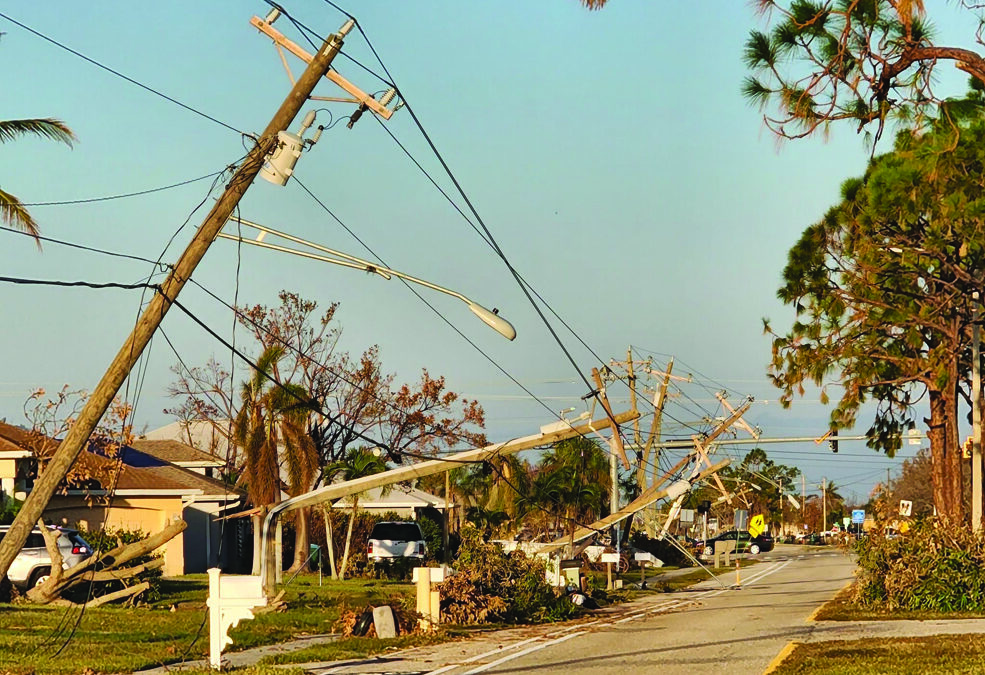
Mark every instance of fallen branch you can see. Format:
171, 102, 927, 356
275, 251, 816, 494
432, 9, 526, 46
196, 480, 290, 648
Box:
84, 581, 150, 609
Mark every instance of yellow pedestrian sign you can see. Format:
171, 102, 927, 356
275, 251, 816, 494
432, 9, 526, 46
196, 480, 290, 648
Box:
749, 514, 766, 537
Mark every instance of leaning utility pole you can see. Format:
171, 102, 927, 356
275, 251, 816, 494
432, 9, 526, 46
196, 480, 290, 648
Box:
0, 20, 352, 582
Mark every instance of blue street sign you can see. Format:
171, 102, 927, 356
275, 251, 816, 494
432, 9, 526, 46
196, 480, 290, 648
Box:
851, 509, 865, 524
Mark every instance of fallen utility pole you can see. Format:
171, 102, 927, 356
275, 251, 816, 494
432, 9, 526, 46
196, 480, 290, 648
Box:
539, 458, 731, 553
258, 410, 639, 594
0, 21, 353, 582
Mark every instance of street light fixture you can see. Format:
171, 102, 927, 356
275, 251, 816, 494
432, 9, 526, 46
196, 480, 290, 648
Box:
218, 217, 517, 341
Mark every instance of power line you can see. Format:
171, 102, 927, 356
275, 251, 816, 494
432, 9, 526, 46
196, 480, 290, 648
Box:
0, 11, 244, 136
19, 171, 224, 207
0, 276, 159, 292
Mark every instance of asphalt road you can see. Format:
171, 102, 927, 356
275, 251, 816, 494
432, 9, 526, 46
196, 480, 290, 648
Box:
311, 544, 856, 675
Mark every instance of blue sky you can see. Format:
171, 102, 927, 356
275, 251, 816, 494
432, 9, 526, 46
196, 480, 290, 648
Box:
1, 1, 975, 505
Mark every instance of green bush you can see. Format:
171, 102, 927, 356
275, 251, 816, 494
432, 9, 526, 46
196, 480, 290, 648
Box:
852, 519, 985, 612
439, 526, 576, 624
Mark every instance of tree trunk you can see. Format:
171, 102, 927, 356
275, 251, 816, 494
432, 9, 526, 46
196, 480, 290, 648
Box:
928, 388, 952, 520
322, 505, 338, 579
946, 360, 965, 523
286, 507, 309, 574
250, 510, 264, 576
339, 495, 358, 581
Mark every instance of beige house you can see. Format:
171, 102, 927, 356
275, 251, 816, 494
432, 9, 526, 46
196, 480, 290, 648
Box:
0, 423, 243, 576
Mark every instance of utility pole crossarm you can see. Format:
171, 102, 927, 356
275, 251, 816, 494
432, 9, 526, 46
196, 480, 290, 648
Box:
715, 393, 759, 439
0, 22, 352, 582
250, 16, 394, 120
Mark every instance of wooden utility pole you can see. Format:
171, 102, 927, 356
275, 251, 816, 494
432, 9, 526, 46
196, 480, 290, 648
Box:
591, 367, 630, 470
639, 360, 679, 490
0, 20, 353, 582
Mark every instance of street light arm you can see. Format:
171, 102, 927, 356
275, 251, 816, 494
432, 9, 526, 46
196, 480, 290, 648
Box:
222, 217, 516, 340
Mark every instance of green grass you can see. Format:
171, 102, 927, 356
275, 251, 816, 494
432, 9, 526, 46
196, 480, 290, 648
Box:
812, 583, 985, 622
0, 574, 417, 674
0, 563, 749, 674
772, 636, 985, 674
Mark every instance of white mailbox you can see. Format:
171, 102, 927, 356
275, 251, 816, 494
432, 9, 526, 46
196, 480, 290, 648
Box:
207, 569, 268, 670
634, 551, 664, 567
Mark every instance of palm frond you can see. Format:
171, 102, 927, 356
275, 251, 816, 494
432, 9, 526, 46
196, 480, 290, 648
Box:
0, 187, 41, 247
0, 118, 75, 146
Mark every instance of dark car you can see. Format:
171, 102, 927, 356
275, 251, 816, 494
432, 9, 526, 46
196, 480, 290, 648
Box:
698, 530, 774, 557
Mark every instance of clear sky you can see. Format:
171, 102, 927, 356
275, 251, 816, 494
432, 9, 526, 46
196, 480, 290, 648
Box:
1, 1, 975, 506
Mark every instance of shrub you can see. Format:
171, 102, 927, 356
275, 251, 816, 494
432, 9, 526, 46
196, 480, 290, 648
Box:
852, 519, 985, 612
439, 526, 575, 624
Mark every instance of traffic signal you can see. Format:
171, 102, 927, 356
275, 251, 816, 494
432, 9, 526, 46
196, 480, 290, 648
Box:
963, 436, 974, 460
696, 500, 711, 515
828, 428, 839, 453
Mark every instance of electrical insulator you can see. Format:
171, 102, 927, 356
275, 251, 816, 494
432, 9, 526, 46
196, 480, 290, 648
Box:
379, 88, 397, 107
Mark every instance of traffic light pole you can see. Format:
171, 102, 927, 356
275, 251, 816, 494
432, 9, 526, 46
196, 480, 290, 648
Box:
0, 21, 351, 584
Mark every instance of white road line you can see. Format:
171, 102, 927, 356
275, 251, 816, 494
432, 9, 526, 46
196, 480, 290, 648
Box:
546, 619, 601, 636
424, 637, 545, 674
461, 632, 585, 674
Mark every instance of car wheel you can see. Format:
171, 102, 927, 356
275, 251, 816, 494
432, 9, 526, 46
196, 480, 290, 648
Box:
29, 567, 51, 589
749, 544, 761, 555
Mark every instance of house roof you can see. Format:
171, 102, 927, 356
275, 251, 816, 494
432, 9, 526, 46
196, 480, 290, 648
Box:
130, 439, 224, 467
332, 485, 447, 510
111, 446, 242, 498
0, 422, 241, 500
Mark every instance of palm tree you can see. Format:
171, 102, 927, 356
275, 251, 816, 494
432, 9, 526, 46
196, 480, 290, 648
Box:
527, 437, 610, 553
233, 345, 317, 574
323, 447, 387, 579
1, 118, 75, 244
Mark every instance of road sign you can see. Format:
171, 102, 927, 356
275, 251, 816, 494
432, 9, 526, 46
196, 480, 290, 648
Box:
899, 500, 913, 517
842, 517, 850, 527
734, 509, 749, 531
748, 514, 765, 537
851, 509, 865, 524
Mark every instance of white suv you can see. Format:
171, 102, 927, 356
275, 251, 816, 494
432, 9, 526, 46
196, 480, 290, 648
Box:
0, 525, 93, 588
367, 521, 426, 562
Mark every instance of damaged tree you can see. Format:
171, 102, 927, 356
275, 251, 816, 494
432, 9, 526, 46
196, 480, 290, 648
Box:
26, 518, 186, 607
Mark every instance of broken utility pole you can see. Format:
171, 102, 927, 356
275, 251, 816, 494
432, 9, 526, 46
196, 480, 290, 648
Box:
0, 19, 354, 582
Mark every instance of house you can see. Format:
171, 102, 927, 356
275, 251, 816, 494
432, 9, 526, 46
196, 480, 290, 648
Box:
0, 422, 245, 576
130, 439, 225, 479
140, 420, 231, 460
331, 485, 449, 520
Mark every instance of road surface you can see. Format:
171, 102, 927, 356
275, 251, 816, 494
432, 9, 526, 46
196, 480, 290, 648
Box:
311, 544, 855, 675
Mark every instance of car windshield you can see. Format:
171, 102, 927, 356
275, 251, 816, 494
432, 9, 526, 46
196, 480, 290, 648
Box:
371, 523, 421, 541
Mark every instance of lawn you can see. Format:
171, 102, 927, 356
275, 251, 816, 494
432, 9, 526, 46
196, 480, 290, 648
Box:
812, 583, 985, 622
772, 636, 985, 674
0, 574, 419, 675
0, 563, 738, 674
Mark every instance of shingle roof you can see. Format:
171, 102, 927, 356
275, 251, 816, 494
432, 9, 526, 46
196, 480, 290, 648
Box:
131, 439, 224, 466
0, 422, 241, 498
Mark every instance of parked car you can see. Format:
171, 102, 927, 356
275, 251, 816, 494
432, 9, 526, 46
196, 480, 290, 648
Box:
697, 530, 774, 557
0, 525, 93, 589
367, 521, 426, 562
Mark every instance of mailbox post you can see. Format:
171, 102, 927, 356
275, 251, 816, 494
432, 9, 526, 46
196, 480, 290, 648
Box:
207, 569, 268, 670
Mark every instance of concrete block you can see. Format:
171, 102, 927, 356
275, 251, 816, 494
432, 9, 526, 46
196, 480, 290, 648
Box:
372, 605, 398, 639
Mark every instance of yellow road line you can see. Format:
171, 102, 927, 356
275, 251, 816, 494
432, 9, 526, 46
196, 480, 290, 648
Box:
807, 579, 854, 622
762, 640, 798, 674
